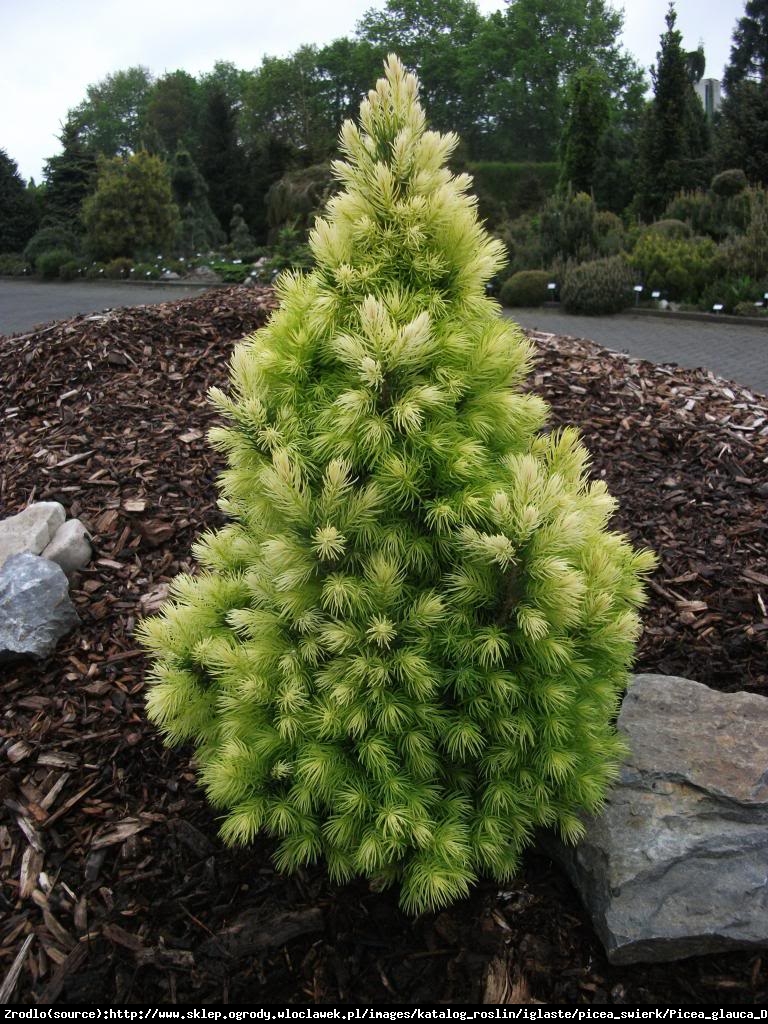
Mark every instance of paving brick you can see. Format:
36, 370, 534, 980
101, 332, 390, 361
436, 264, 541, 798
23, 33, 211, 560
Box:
506, 308, 768, 396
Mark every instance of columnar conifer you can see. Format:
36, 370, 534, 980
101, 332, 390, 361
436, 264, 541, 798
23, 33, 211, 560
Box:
139, 56, 655, 913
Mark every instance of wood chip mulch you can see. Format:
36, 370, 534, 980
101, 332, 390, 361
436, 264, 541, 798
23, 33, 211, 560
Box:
1, 287, 766, 1006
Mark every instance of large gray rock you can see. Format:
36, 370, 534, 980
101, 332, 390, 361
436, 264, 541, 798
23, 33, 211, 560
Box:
0, 502, 65, 568
0, 553, 80, 660
41, 518, 92, 576
542, 673, 768, 964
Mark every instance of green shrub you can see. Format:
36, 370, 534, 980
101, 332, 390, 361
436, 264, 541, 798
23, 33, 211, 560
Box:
540, 191, 598, 264
646, 219, 692, 240
83, 151, 179, 260
496, 214, 546, 274
266, 164, 335, 239
131, 262, 161, 280
699, 276, 765, 314
58, 259, 83, 281
561, 255, 633, 314
594, 211, 627, 256
208, 260, 247, 283
84, 262, 107, 279
711, 168, 748, 197
257, 223, 314, 281
664, 189, 751, 241
715, 188, 768, 280
24, 225, 78, 267
630, 232, 718, 302
0, 253, 31, 276
105, 257, 134, 279
499, 270, 552, 307
734, 300, 768, 317
138, 58, 655, 915
36, 248, 73, 280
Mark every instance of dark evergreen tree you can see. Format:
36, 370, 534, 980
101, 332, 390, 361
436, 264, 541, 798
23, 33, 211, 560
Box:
717, 0, 768, 182
0, 149, 39, 252
171, 150, 225, 251
558, 65, 611, 195
42, 122, 98, 227
591, 123, 636, 212
199, 82, 248, 230
723, 0, 768, 90
636, 4, 712, 219
229, 203, 254, 253
716, 82, 768, 182
244, 135, 297, 245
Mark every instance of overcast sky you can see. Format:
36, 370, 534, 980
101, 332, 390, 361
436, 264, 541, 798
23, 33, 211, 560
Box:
1, 0, 746, 184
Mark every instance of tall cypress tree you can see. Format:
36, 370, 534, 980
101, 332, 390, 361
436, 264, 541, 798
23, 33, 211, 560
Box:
139, 57, 655, 913
636, 4, 711, 218
558, 65, 612, 195
198, 82, 248, 230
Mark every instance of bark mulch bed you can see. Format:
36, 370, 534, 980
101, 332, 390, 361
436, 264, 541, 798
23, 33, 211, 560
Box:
1, 287, 766, 1006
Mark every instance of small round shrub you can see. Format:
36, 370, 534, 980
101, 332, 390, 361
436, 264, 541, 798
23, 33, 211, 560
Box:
595, 211, 626, 256
561, 256, 633, 314
631, 232, 718, 302
58, 259, 83, 281
647, 219, 692, 240
36, 249, 74, 280
540, 191, 598, 264
85, 262, 107, 280
131, 262, 161, 280
499, 270, 552, 307
209, 260, 248, 283
497, 214, 546, 275
24, 225, 78, 267
734, 301, 767, 317
711, 168, 748, 198
105, 257, 133, 279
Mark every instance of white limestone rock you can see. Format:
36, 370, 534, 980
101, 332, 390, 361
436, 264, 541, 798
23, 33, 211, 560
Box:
0, 502, 66, 569
42, 518, 92, 576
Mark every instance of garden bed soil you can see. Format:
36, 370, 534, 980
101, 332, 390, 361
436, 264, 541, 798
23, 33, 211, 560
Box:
1, 286, 766, 1005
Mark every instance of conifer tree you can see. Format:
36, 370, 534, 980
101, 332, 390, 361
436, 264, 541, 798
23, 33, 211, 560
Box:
229, 203, 255, 254
139, 56, 655, 914
636, 4, 711, 218
558, 65, 611, 196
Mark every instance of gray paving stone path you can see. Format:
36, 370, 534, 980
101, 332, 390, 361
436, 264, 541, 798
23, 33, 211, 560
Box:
1, 281, 766, 396
0, 279, 205, 336
506, 307, 768, 396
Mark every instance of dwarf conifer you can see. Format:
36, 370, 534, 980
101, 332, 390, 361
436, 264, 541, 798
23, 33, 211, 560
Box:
138, 56, 655, 914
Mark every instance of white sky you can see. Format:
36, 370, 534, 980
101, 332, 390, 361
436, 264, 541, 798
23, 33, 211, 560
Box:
1, 0, 746, 184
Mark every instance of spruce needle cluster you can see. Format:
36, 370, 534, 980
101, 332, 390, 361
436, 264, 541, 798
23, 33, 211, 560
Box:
138, 56, 656, 914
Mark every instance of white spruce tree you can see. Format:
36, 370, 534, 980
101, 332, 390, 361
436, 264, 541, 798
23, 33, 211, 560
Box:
138, 56, 655, 913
